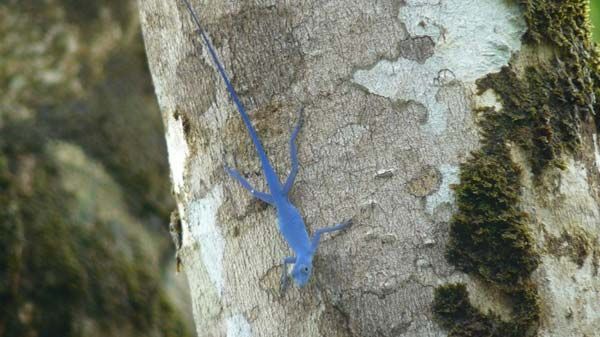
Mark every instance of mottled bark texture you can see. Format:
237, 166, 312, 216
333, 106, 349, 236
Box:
140, 1, 600, 336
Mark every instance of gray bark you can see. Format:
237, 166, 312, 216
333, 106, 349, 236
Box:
139, 1, 600, 336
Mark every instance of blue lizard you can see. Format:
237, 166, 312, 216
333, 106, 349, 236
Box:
180, 0, 351, 289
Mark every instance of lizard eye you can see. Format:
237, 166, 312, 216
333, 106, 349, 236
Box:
302, 266, 309, 273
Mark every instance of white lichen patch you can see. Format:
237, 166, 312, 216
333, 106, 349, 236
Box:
425, 164, 459, 219
166, 113, 190, 194
226, 314, 252, 337
186, 185, 225, 294
352, 0, 525, 135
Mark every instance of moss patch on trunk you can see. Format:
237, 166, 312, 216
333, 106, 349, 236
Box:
434, 1, 600, 336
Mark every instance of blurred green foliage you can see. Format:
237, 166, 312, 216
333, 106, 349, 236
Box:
591, 0, 600, 41
0, 122, 188, 337
0, 1, 191, 336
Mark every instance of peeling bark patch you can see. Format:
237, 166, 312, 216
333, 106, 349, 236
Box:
396, 100, 428, 125
375, 168, 395, 178
425, 164, 458, 216
175, 52, 216, 113
399, 0, 525, 66
226, 314, 252, 337
353, 58, 448, 135
407, 165, 441, 197
166, 112, 190, 194
398, 36, 435, 64
352, 0, 525, 135
173, 110, 192, 143
187, 185, 225, 294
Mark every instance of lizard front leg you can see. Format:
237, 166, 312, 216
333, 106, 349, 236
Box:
282, 107, 304, 195
280, 256, 296, 295
310, 219, 353, 251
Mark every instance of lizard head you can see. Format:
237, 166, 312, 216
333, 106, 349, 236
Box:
291, 254, 313, 287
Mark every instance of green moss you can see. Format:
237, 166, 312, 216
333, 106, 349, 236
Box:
446, 144, 539, 287
435, 1, 599, 336
521, 0, 600, 136
434, 283, 539, 337
478, 65, 576, 174
521, 0, 592, 48
473, 1, 599, 175
433, 284, 511, 337
545, 229, 593, 267
436, 143, 540, 337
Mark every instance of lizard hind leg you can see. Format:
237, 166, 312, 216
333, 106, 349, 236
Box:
225, 166, 274, 204
283, 107, 304, 195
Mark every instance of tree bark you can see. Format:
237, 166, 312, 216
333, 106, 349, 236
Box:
139, 1, 600, 336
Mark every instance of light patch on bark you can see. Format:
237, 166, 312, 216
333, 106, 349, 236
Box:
186, 184, 226, 295
474, 88, 503, 111
557, 160, 600, 220
425, 164, 458, 220
593, 134, 600, 172
537, 254, 600, 337
540, 159, 600, 235
512, 149, 600, 337
226, 314, 252, 337
466, 277, 514, 321
515, 151, 600, 244
352, 0, 525, 135
166, 114, 190, 194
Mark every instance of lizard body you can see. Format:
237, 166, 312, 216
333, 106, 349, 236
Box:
179, 0, 350, 289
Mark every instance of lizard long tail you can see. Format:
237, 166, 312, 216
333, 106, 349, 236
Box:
180, 0, 281, 190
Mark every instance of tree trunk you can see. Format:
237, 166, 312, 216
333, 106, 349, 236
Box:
139, 0, 600, 336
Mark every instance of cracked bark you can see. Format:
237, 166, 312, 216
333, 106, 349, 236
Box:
140, 1, 600, 336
